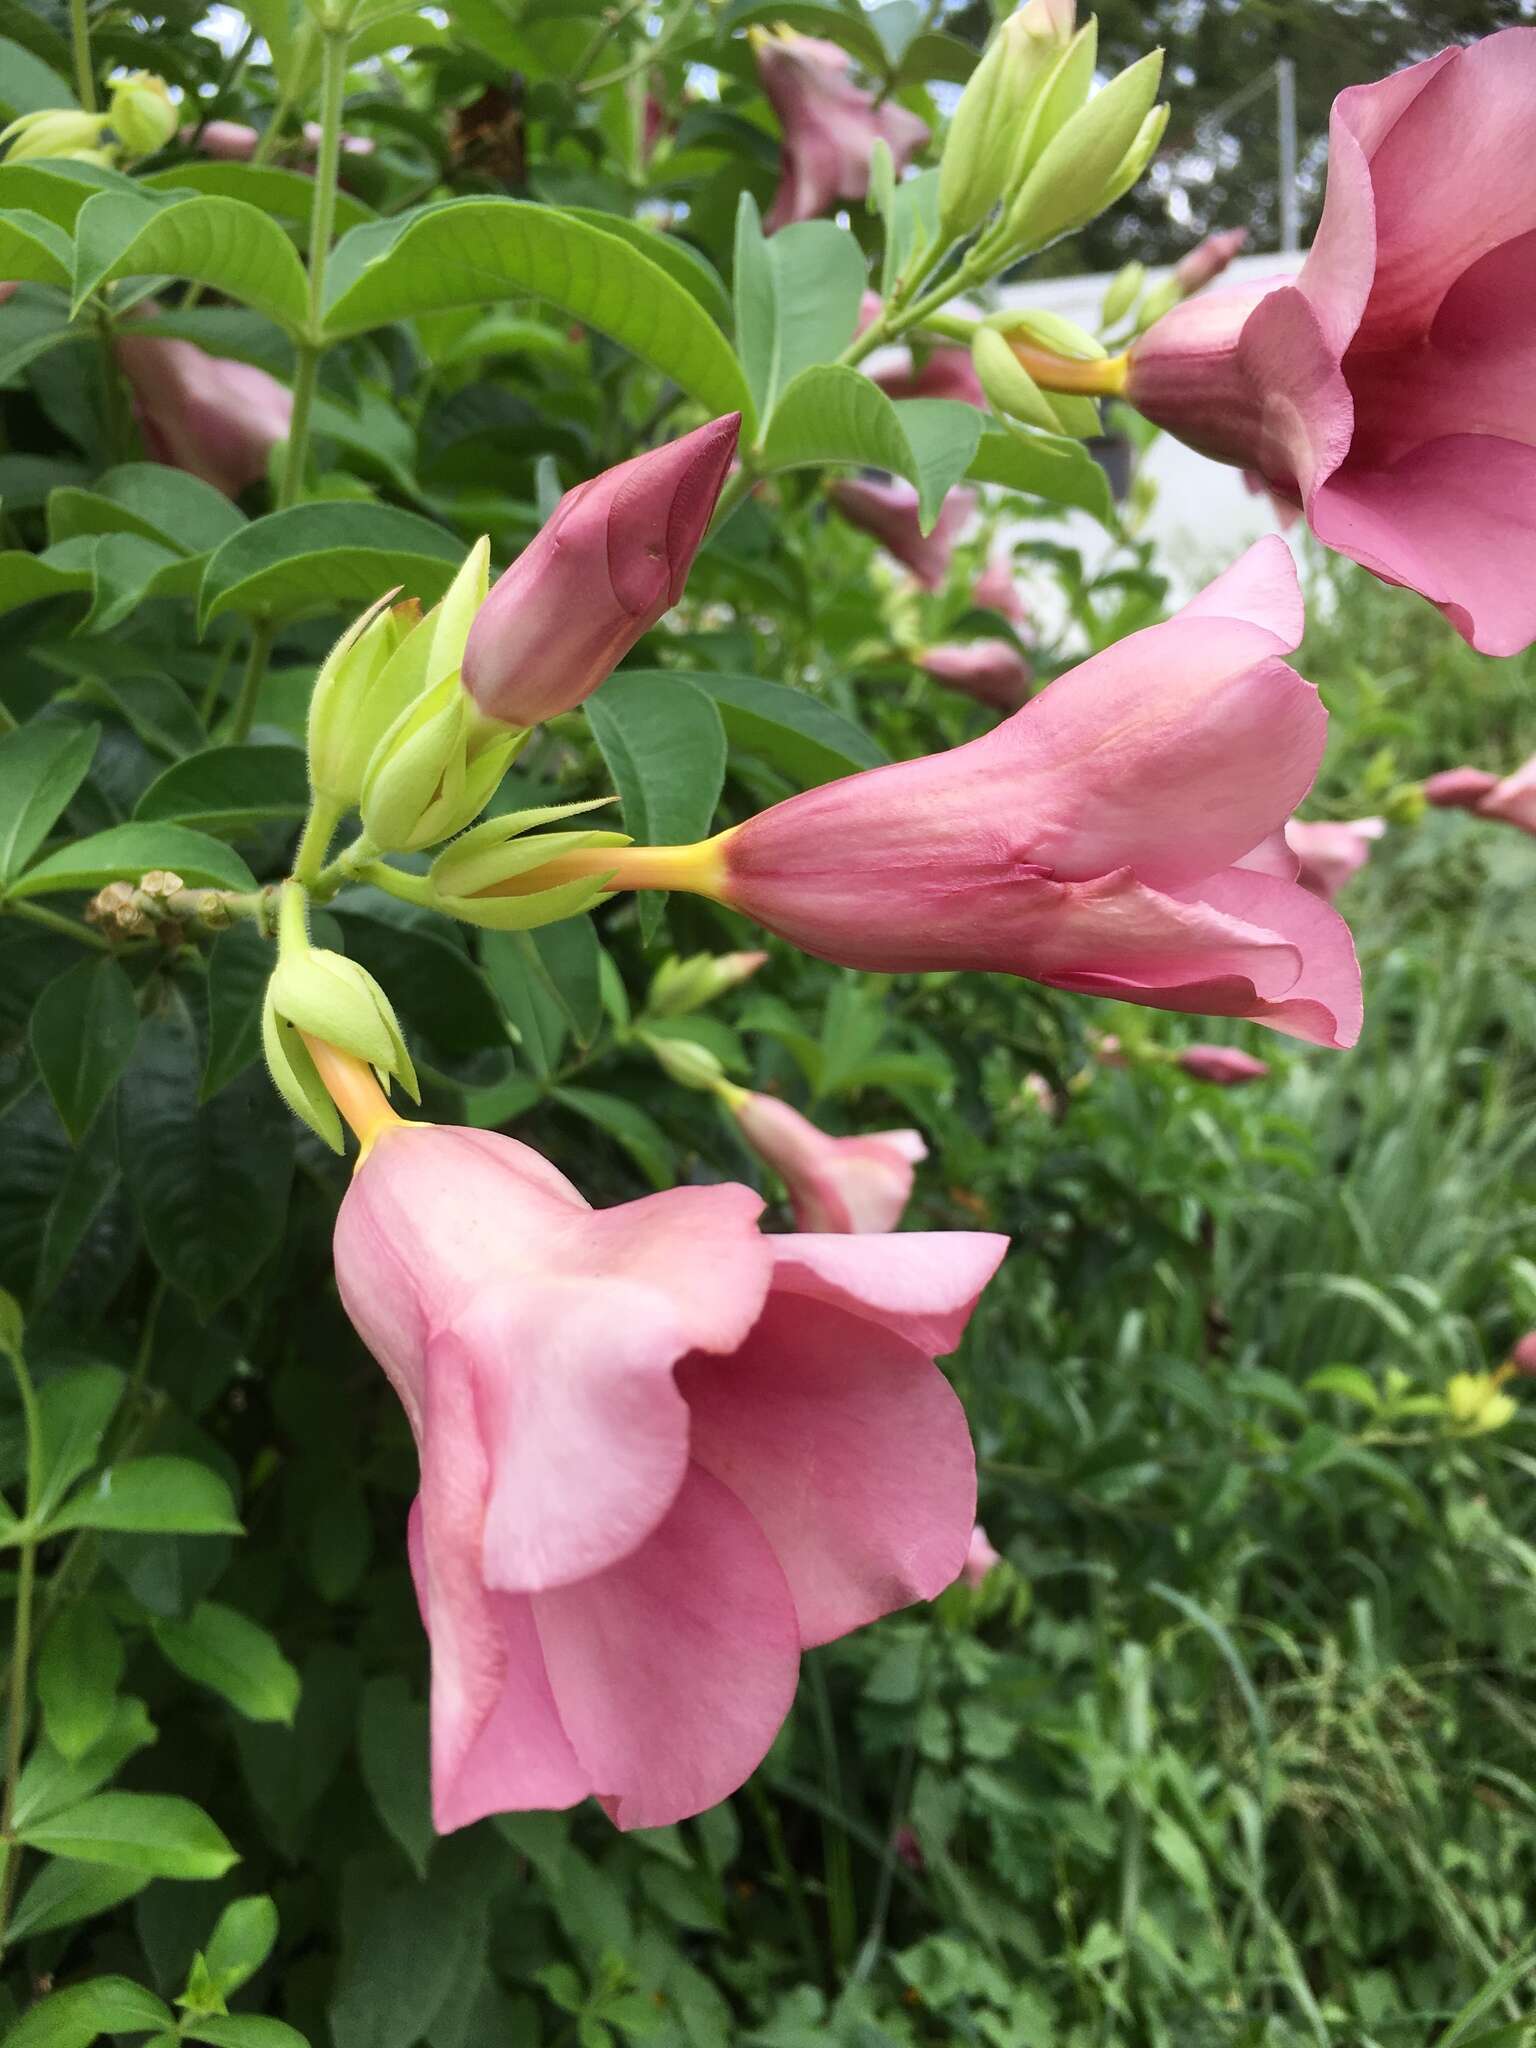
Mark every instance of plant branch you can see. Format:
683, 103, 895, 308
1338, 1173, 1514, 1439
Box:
6, 900, 112, 950
225, 618, 277, 744
0, 1340, 44, 1955
69, 0, 97, 110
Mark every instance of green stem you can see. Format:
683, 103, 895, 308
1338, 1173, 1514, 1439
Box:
69, 0, 97, 110
278, 23, 350, 511
276, 876, 310, 955
747, 1777, 823, 1987
355, 860, 434, 908
94, 304, 132, 465
197, 619, 244, 727
226, 618, 277, 744
310, 833, 379, 900
292, 794, 344, 889
7, 900, 111, 951
0, 1343, 43, 1955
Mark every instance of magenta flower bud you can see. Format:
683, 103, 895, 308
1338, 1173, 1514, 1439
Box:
1511, 1334, 1536, 1376
919, 639, 1033, 713
462, 415, 740, 727
1423, 766, 1500, 809
1173, 226, 1248, 296
1285, 816, 1385, 901
732, 1091, 926, 1234
753, 28, 929, 233
829, 479, 975, 590
1127, 29, 1536, 654
116, 334, 292, 498
959, 1523, 1002, 1586
1175, 1044, 1270, 1086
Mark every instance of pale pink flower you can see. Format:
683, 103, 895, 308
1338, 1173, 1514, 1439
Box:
333, 1122, 1005, 1832
1127, 30, 1536, 654
1176, 1044, 1270, 1086
184, 118, 374, 159
116, 334, 291, 498
462, 415, 739, 726
919, 639, 1033, 713
707, 540, 1362, 1047
1423, 766, 1499, 809
754, 30, 929, 233
972, 550, 1030, 627
1474, 755, 1536, 836
959, 1523, 1001, 1586
733, 1092, 926, 1233
1285, 816, 1385, 901
1174, 226, 1248, 296
829, 478, 975, 589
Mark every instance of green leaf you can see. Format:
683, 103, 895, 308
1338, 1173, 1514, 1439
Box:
152, 1602, 300, 1723
0, 160, 135, 229
7, 1858, 152, 1944
552, 1086, 675, 1191
1304, 1364, 1381, 1411
584, 672, 725, 939
32, 1363, 125, 1524
48, 462, 247, 555
717, 0, 888, 74
184, 2020, 311, 2048
72, 190, 309, 334
118, 998, 292, 1314
358, 1676, 433, 1880
46, 1456, 243, 1537
0, 206, 73, 289
142, 160, 376, 238
202, 924, 272, 1100
11, 823, 256, 900
0, 719, 98, 885
202, 1894, 281, 1997
37, 1600, 123, 1762
679, 670, 884, 784
481, 931, 567, 1079
135, 745, 309, 837
733, 197, 865, 429
530, 916, 604, 1050
199, 502, 465, 630
758, 366, 981, 526
0, 35, 76, 115
322, 198, 752, 426
12, 1696, 157, 1830
29, 957, 140, 1143
558, 205, 731, 327
17, 1791, 239, 1879
967, 423, 1116, 523
2, 1976, 173, 2048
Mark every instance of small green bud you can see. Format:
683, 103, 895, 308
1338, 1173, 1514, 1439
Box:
983, 306, 1106, 361
639, 1031, 728, 1093
109, 72, 178, 155
972, 327, 1068, 434
1003, 48, 1164, 253
0, 108, 112, 163
266, 949, 417, 1102
648, 950, 768, 1017
938, 0, 1076, 241
262, 998, 343, 1154
1101, 260, 1145, 329
1135, 272, 1181, 332
1005, 16, 1096, 186
1099, 98, 1170, 213
306, 590, 423, 808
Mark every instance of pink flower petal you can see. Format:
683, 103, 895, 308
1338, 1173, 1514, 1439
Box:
533, 1466, 801, 1830
767, 1231, 1008, 1356
678, 1291, 976, 1645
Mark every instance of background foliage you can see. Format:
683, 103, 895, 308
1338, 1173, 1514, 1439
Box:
1, 0, 1534, 2043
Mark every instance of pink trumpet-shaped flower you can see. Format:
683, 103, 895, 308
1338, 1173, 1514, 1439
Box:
1127, 29, 1536, 654
1473, 756, 1536, 836
972, 550, 1030, 627
1510, 1334, 1536, 1375
708, 540, 1361, 1047
333, 1120, 1004, 1833
1285, 816, 1385, 901
754, 30, 929, 233
829, 478, 975, 589
1176, 1044, 1270, 1086
959, 1523, 1001, 1586
116, 334, 292, 498
873, 347, 986, 407
919, 639, 1033, 713
462, 415, 740, 726
1173, 226, 1248, 296
1423, 766, 1500, 810
732, 1091, 926, 1233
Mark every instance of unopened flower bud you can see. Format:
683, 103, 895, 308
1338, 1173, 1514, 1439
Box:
0, 108, 112, 163
640, 1031, 729, 1092
938, 0, 1077, 240
1173, 227, 1247, 297
1004, 48, 1164, 252
267, 948, 416, 1099
1444, 1369, 1517, 1435
307, 590, 423, 808
1175, 1045, 1270, 1087
972, 327, 1074, 434
462, 416, 740, 728
1423, 766, 1499, 810
648, 950, 768, 1017
1101, 261, 1145, 328
110, 72, 178, 155
425, 800, 629, 931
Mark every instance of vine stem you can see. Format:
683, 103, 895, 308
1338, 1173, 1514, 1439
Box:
279, 22, 351, 513
69, 0, 96, 109
0, 1341, 44, 1955
225, 617, 277, 744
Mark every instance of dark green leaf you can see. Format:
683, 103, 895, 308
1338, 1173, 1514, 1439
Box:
585, 672, 725, 939
202, 923, 273, 1100
552, 1086, 675, 1190
0, 719, 99, 885
37, 1600, 123, 1762
12, 823, 258, 899
135, 745, 309, 837
359, 1676, 433, 1880
679, 669, 883, 783
152, 1601, 300, 1723
29, 956, 140, 1143
199, 503, 465, 630
2, 1976, 173, 2048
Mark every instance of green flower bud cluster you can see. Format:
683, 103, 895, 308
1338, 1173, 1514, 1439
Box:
1, 73, 179, 169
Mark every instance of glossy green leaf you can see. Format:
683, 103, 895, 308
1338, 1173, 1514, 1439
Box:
17, 1790, 240, 1878
199, 502, 465, 629
558, 204, 731, 326
0, 206, 73, 288
37, 1600, 123, 1761
585, 671, 725, 941
552, 1085, 675, 1190
185, 2018, 311, 2048
11, 822, 258, 898
29, 956, 140, 1143
135, 745, 309, 837
6, 1859, 152, 1944
203, 1894, 282, 1997
322, 198, 752, 426
48, 462, 247, 555
2, 1975, 173, 2048
0, 718, 99, 885
758, 366, 981, 526
142, 159, 376, 238
152, 1602, 300, 1723
676, 669, 884, 783
967, 422, 1116, 523
11, 1697, 157, 1831
0, 159, 135, 228
734, 196, 865, 429
202, 923, 273, 1100
72, 189, 310, 332
46, 1456, 244, 1537
31, 1363, 126, 1524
